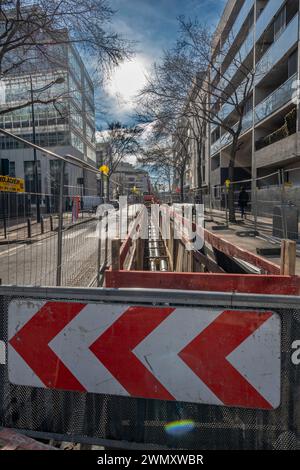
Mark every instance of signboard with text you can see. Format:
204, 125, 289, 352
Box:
0, 175, 25, 193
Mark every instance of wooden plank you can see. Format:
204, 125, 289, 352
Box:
135, 237, 144, 271
281, 240, 296, 276
165, 207, 281, 275
111, 239, 121, 271
175, 242, 184, 272
105, 270, 300, 295
193, 250, 224, 273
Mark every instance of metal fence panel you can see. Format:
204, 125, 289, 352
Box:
0, 286, 300, 450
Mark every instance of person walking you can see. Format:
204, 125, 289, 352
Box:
238, 187, 249, 219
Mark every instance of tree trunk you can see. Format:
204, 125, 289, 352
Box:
196, 139, 203, 204
106, 176, 110, 201
228, 138, 238, 223
180, 173, 184, 203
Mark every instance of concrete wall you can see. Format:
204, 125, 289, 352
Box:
255, 133, 299, 169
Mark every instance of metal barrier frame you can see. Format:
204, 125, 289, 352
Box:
1, 285, 300, 450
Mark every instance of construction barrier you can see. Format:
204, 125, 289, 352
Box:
0, 285, 300, 449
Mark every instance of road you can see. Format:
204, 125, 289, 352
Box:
0, 218, 112, 287
0, 205, 140, 287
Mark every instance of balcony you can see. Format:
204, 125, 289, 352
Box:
256, 0, 286, 41
211, 132, 232, 156
211, 0, 254, 82
255, 73, 297, 124
210, 110, 252, 156
230, 0, 254, 46
219, 27, 254, 92
256, 14, 298, 86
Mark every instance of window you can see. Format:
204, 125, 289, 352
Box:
24, 161, 41, 197
9, 161, 15, 177
274, 7, 286, 41
288, 50, 297, 78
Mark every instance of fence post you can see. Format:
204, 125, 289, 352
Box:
280, 169, 288, 239
253, 176, 258, 235
97, 214, 103, 287
56, 160, 65, 286
40, 216, 44, 234
2, 192, 7, 239
280, 240, 296, 276
27, 218, 31, 238
225, 185, 229, 227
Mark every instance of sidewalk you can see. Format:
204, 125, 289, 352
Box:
0, 212, 94, 244
205, 210, 300, 275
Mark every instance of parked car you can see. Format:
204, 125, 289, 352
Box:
81, 196, 104, 212
108, 199, 119, 210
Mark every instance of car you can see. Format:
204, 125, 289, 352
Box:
108, 199, 119, 210
81, 196, 104, 212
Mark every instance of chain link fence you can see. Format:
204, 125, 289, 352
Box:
0, 129, 142, 287
158, 169, 300, 244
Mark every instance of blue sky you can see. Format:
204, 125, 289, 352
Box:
97, 0, 226, 128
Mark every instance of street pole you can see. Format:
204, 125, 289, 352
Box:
30, 77, 41, 223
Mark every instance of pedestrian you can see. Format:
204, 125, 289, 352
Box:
238, 187, 249, 219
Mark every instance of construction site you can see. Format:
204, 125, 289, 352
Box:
0, 129, 299, 453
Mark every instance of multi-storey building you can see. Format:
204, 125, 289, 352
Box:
0, 37, 97, 206
207, 0, 299, 205
112, 162, 150, 199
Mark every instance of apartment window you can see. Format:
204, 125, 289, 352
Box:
24, 161, 41, 195
288, 50, 297, 78
244, 96, 253, 115
9, 161, 15, 177
274, 7, 286, 42
211, 127, 220, 144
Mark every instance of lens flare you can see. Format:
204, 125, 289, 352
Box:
165, 420, 195, 436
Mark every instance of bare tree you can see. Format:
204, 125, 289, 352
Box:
138, 118, 190, 202
0, 1, 133, 116
137, 16, 256, 221
97, 121, 142, 199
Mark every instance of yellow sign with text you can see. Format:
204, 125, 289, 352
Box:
0, 175, 25, 193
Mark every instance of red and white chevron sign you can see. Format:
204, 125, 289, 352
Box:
8, 300, 281, 409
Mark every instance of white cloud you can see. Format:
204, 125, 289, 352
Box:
104, 54, 151, 117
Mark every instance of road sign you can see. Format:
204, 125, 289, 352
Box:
0, 175, 24, 193
8, 300, 281, 409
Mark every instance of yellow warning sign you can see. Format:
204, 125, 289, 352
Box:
0, 175, 25, 193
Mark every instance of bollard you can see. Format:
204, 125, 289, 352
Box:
27, 218, 31, 238
40, 216, 44, 234
50, 215, 54, 231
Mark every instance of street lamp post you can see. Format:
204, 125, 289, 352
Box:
29, 76, 65, 223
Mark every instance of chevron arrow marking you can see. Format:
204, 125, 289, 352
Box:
8, 300, 281, 409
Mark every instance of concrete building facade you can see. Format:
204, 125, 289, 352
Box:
174, 0, 300, 207
209, 0, 300, 200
